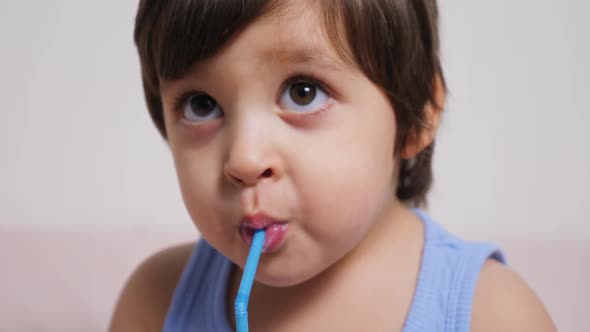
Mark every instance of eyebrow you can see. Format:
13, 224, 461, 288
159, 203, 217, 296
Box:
264, 47, 349, 71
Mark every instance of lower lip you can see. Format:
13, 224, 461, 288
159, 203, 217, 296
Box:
240, 223, 288, 253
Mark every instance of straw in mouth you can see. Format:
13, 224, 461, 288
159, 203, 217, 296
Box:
234, 229, 266, 332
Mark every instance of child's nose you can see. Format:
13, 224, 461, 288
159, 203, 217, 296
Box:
222, 120, 284, 187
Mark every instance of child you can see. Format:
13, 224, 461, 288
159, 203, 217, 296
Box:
111, 0, 556, 331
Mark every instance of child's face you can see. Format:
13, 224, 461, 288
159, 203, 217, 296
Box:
160, 4, 400, 287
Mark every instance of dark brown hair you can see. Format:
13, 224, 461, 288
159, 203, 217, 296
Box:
134, 0, 446, 207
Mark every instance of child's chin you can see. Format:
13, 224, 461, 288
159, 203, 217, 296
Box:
254, 263, 323, 288
255, 274, 309, 288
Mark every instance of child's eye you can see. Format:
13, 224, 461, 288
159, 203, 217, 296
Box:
278, 77, 330, 114
181, 93, 224, 123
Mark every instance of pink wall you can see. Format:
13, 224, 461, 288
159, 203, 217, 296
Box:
1, 226, 587, 331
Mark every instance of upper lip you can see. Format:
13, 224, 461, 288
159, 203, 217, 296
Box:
240, 212, 286, 230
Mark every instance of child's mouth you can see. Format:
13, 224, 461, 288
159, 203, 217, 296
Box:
240, 223, 288, 253
239, 212, 289, 253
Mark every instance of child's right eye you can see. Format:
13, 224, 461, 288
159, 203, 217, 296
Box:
180, 93, 224, 123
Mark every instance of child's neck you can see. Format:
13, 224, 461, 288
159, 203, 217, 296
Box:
226, 201, 425, 331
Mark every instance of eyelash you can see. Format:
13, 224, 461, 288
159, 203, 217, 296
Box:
281, 73, 333, 98
170, 73, 335, 116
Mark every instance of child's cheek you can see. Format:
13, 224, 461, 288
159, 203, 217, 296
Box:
172, 144, 225, 225
297, 138, 395, 241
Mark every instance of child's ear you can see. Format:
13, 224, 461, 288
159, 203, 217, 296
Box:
400, 75, 446, 159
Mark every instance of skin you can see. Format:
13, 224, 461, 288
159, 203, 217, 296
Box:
110, 2, 556, 331
162, 5, 401, 289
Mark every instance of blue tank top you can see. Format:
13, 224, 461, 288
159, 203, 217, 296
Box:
163, 209, 506, 331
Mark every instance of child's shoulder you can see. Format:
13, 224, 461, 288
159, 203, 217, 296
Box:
414, 210, 556, 331
109, 241, 196, 332
472, 259, 556, 331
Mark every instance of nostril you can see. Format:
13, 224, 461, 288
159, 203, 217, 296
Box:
261, 169, 273, 178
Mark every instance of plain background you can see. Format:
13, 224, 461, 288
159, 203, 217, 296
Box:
1, 0, 588, 242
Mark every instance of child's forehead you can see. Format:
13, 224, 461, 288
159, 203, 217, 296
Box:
163, 9, 354, 84
250, 7, 351, 67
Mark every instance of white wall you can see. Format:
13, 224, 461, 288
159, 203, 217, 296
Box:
431, 0, 590, 241
1, 1, 588, 241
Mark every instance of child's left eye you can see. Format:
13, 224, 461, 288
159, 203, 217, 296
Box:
278, 78, 330, 114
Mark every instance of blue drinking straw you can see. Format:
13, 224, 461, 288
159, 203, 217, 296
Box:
235, 229, 266, 332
